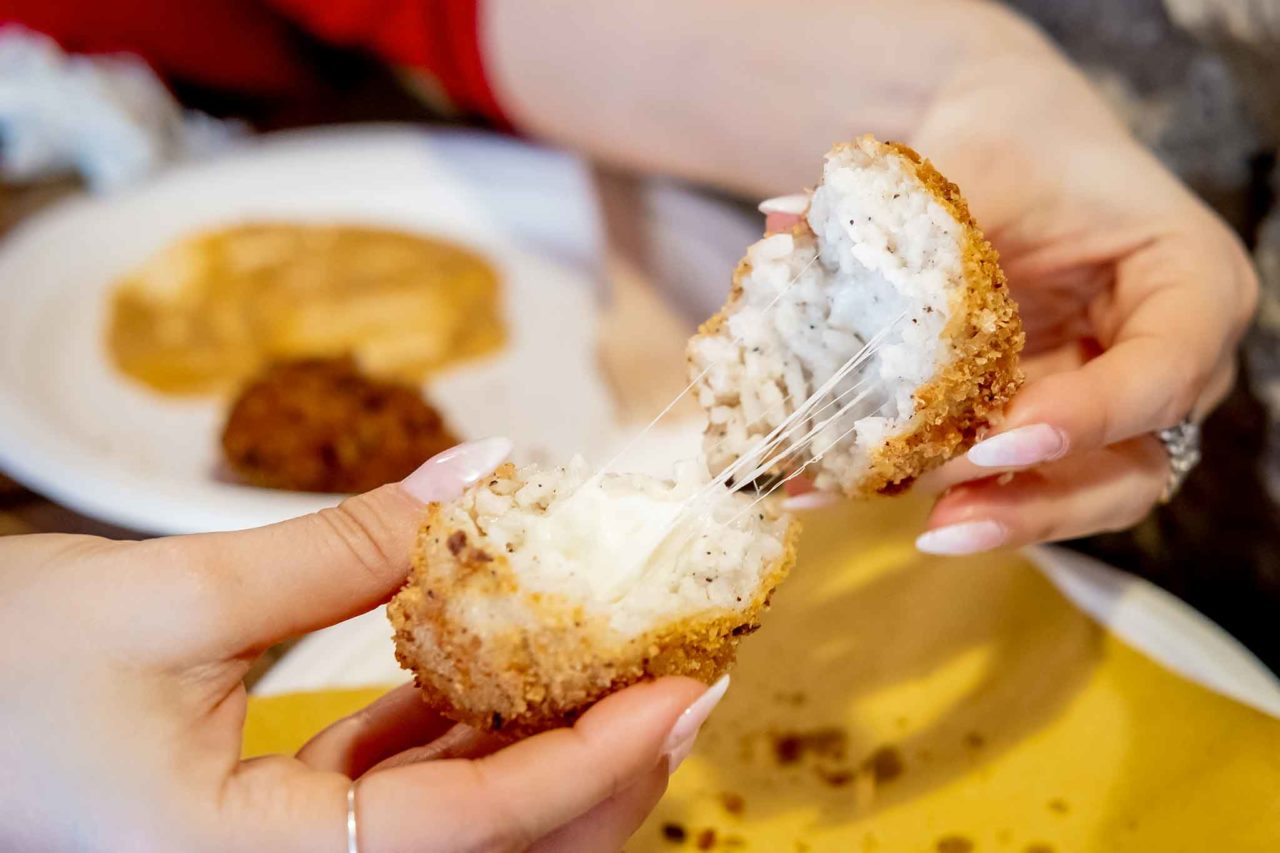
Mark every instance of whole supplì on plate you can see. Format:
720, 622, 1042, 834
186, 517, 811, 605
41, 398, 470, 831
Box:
390, 136, 1022, 734
689, 134, 1023, 497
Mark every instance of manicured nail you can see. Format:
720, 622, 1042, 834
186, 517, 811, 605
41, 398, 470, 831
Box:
400, 438, 512, 503
781, 491, 838, 511
662, 675, 730, 772
915, 520, 1007, 556
757, 194, 808, 215
967, 424, 1067, 468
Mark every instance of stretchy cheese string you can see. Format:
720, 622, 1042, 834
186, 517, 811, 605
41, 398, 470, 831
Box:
690, 309, 906, 505
623, 311, 907, 589
579, 219, 911, 596
723, 397, 892, 530
590, 253, 820, 482
646, 396, 895, 585
732, 379, 880, 487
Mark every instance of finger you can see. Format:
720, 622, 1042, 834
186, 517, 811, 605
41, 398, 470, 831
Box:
528, 763, 670, 853
356, 676, 723, 852
966, 239, 1249, 472
778, 474, 839, 511
916, 437, 1167, 554
921, 345, 1093, 492
765, 212, 802, 234
363, 725, 509, 774
296, 684, 456, 777
175, 438, 511, 654
759, 193, 807, 235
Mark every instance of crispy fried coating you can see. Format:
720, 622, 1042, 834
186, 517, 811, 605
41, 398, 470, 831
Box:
862, 141, 1023, 494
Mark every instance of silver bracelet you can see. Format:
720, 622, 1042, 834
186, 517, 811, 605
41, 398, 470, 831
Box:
1156, 418, 1201, 503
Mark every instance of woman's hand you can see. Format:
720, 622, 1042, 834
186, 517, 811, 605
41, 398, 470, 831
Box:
765, 82, 1257, 551
486, 0, 1258, 552
0, 439, 721, 852
901, 51, 1258, 553
766, 86, 1257, 551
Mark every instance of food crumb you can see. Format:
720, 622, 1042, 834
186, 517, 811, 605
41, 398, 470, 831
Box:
1047, 798, 1069, 815
720, 792, 746, 815
696, 828, 717, 850
661, 823, 687, 843
774, 736, 802, 765
817, 768, 855, 787
964, 731, 986, 749
770, 727, 847, 765
863, 745, 904, 783
936, 835, 974, 853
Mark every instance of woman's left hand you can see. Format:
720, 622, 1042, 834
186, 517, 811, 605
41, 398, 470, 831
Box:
766, 63, 1258, 554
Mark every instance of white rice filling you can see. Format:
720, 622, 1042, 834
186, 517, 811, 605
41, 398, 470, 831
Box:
692, 141, 966, 491
457, 458, 787, 638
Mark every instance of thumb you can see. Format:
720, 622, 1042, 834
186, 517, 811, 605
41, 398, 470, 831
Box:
182, 438, 511, 655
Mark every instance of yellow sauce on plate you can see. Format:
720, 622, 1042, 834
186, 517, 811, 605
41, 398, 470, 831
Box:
107, 223, 505, 395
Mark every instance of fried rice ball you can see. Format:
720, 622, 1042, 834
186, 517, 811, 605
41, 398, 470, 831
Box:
688, 135, 1024, 497
221, 356, 457, 493
389, 458, 799, 736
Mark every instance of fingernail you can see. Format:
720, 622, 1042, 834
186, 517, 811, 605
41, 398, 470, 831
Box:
781, 491, 838, 511
967, 424, 1067, 468
915, 520, 1007, 556
662, 675, 730, 772
400, 438, 512, 503
757, 193, 808, 215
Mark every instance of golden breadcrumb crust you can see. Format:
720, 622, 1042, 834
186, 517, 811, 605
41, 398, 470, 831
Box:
864, 140, 1024, 494
388, 464, 801, 737
691, 135, 1023, 497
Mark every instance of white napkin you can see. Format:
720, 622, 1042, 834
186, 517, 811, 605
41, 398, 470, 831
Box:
0, 26, 242, 192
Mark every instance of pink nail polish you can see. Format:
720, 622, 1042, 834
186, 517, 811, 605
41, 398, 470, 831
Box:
399, 438, 513, 503
662, 675, 730, 772
967, 424, 1067, 468
781, 491, 839, 511
915, 520, 1007, 556
757, 194, 809, 215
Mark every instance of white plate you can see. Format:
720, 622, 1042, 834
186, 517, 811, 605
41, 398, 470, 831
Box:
0, 126, 618, 534
1031, 545, 1280, 717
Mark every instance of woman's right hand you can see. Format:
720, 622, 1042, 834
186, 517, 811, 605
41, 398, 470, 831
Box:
0, 440, 721, 852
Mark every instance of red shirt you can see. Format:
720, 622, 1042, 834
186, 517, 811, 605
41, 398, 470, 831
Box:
0, 0, 509, 126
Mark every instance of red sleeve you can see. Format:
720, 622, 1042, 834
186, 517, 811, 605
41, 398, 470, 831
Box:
264, 0, 510, 128
0, 0, 510, 127
0, 0, 315, 96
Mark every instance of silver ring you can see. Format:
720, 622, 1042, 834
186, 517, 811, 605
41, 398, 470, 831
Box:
1156, 417, 1201, 503
347, 782, 360, 853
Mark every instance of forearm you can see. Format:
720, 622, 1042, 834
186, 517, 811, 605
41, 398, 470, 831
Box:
483, 0, 1094, 196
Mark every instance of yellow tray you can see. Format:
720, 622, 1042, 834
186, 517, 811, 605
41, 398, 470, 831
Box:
246, 499, 1280, 851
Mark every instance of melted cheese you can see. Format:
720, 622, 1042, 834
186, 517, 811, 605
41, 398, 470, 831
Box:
526, 479, 689, 600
